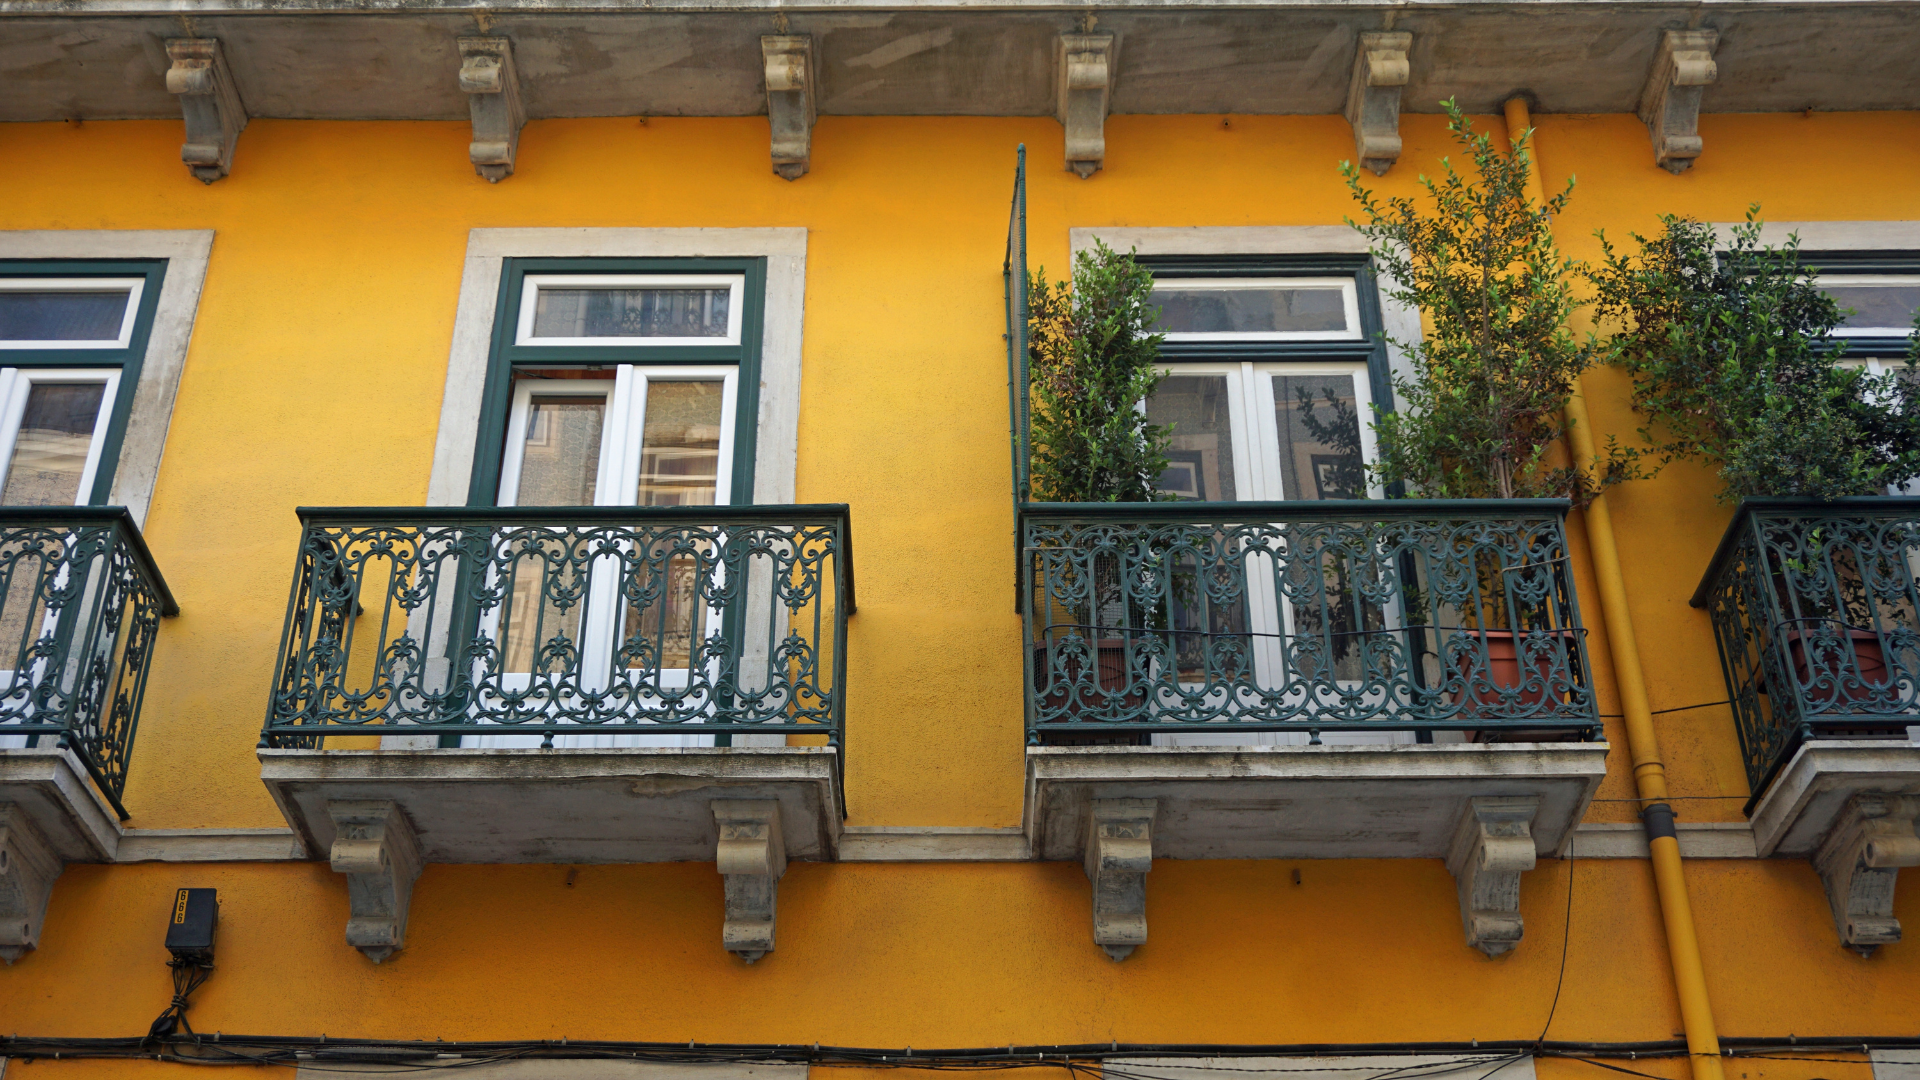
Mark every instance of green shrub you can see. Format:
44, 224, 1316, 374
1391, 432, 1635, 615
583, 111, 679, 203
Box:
1590, 209, 1920, 502
1026, 240, 1172, 503
1341, 100, 1639, 503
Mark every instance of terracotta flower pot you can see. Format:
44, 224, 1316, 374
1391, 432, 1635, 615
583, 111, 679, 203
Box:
1779, 625, 1890, 705
1450, 629, 1578, 741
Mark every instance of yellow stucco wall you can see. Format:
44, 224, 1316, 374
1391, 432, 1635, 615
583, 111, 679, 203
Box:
3, 108, 1919, 1062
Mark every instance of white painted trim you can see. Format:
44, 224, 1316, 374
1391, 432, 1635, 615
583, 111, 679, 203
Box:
1567, 821, 1758, 859
1713, 220, 1920, 251
427, 228, 807, 508
1069, 226, 1419, 410
1872, 1050, 1920, 1080
116, 828, 301, 862
0, 231, 213, 526
839, 826, 1032, 862
516, 272, 746, 348
0, 277, 145, 351
1112, 1056, 1535, 1080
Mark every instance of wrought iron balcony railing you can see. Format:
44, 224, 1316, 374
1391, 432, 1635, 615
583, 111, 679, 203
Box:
1692, 497, 1920, 806
1021, 499, 1599, 743
263, 506, 853, 760
0, 507, 176, 818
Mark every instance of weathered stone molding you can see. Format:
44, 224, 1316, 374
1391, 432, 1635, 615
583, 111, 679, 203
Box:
762, 36, 816, 180
164, 39, 248, 183
1446, 796, 1539, 957
0, 804, 60, 964
1811, 793, 1920, 956
1636, 29, 1718, 174
714, 800, 787, 962
1056, 33, 1114, 179
458, 37, 526, 183
1085, 798, 1154, 960
327, 800, 422, 963
1344, 31, 1411, 176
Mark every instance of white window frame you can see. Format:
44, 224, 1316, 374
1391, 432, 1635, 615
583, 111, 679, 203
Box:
1818, 272, 1920, 338
0, 367, 122, 507
1150, 275, 1363, 343
0, 277, 146, 352
497, 366, 740, 509
515, 273, 747, 348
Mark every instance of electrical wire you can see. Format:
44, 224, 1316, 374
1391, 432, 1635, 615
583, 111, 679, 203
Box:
1536, 846, 1576, 1044
145, 959, 214, 1044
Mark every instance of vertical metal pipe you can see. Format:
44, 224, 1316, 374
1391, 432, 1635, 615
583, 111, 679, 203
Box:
1502, 96, 1726, 1080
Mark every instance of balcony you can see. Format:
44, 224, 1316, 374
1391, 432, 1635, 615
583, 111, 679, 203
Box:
1692, 498, 1920, 953
1017, 499, 1609, 959
257, 505, 852, 962
0, 507, 176, 962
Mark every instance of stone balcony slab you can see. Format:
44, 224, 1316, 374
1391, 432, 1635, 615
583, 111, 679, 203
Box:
1749, 739, 1920, 859
1025, 742, 1610, 862
258, 746, 842, 864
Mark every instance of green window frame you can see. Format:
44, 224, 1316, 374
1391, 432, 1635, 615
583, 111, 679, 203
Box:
0, 258, 169, 506
1800, 251, 1920, 357
466, 256, 770, 507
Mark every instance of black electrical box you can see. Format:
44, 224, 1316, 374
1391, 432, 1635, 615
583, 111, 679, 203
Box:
164, 888, 217, 963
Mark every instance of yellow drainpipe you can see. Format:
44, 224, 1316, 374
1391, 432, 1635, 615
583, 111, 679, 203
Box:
1501, 98, 1725, 1080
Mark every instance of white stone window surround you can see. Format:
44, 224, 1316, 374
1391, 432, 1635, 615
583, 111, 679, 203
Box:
0, 230, 215, 526
426, 227, 808, 508
1068, 226, 1421, 408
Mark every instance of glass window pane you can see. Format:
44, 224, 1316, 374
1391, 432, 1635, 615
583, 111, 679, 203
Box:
1150, 286, 1347, 335
512, 396, 605, 506
2, 383, 105, 506
1147, 375, 1237, 501
0, 291, 130, 342
637, 381, 725, 507
1272, 374, 1365, 500
531, 288, 730, 339
1826, 283, 1920, 332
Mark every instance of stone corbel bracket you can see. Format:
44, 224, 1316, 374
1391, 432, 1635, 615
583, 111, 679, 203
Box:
0, 804, 61, 963
715, 800, 787, 962
1812, 793, 1920, 956
1344, 31, 1412, 176
458, 37, 526, 183
1056, 33, 1115, 179
1446, 796, 1540, 957
1636, 29, 1718, 174
762, 36, 816, 181
164, 39, 248, 184
328, 800, 422, 964
1085, 798, 1154, 960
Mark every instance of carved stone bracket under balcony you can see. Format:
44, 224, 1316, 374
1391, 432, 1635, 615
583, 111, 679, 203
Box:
1446, 796, 1540, 957
1344, 32, 1412, 176
0, 804, 61, 964
762, 36, 816, 180
0, 750, 126, 964
1056, 33, 1114, 178
327, 799, 422, 963
1812, 793, 1920, 955
164, 38, 248, 184
1085, 798, 1154, 961
458, 37, 526, 183
1637, 29, 1718, 174
714, 800, 787, 962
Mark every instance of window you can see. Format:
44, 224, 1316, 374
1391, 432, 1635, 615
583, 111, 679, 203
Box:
1136, 255, 1403, 748
1142, 255, 1389, 504
0, 262, 166, 507
1810, 255, 1920, 496
464, 259, 767, 750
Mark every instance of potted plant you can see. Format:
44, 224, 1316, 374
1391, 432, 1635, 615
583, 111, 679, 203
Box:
1025, 240, 1172, 737
1590, 210, 1920, 708
1341, 101, 1640, 726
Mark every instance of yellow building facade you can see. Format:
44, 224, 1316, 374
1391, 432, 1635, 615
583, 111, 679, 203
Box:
1, 12, 1918, 1080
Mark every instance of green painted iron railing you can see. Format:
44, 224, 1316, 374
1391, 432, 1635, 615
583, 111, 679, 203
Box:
1021, 500, 1599, 741
1692, 497, 1920, 807
0, 507, 177, 819
262, 506, 853, 759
